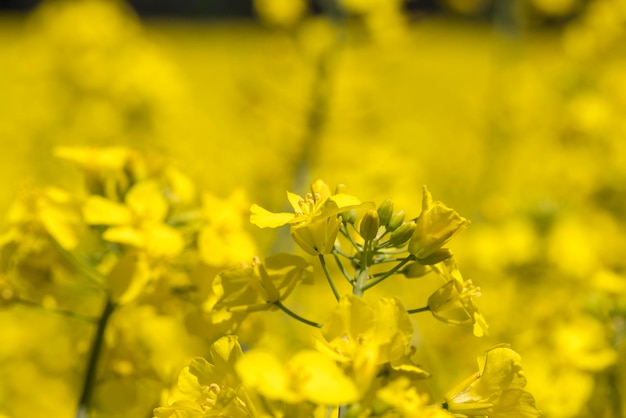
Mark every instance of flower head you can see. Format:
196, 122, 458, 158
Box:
408, 186, 470, 260
250, 180, 371, 255
428, 257, 488, 337
445, 345, 541, 418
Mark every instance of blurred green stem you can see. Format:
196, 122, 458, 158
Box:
76, 297, 116, 418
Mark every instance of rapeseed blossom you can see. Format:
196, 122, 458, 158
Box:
250, 180, 371, 256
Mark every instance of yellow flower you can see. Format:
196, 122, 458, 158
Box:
250, 180, 370, 255
428, 257, 488, 337
445, 345, 541, 418
83, 180, 184, 258
205, 253, 313, 313
375, 377, 451, 418
408, 186, 470, 261
154, 336, 253, 418
198, 191, 257, 267
316, 294, 421, 386
236, 349, 359, 405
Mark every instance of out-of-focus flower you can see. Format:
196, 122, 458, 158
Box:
445, 346, 541, 418
83, 180, 184, 259
154, 336, 253, 418
408, 186, 470, 261
236, 349, 359, 405
374, 377, 451, 418
250, 180, 370, 255
253, 0, 308, 27
198, 191, 257, 267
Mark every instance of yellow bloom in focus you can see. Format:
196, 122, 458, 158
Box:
154, 336, 252, 418
408, 186, 470, 261
428, 257, 488, 337
316, 294, 422, 386
250, 180, 369, 256
205, 253, 313, 314
83, 180, 184, 258
445, 346, 541, 418
236, 349, 359, 406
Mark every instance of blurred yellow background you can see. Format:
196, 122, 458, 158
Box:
1, 0, 625, 417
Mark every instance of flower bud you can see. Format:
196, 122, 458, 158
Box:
402, 262, 430, 278
340, 208, 357, 224
416, 248, 453, 265
377, 199, 394, 228
359, 210, 380, 241
408, 186, 469, 259
387, 210, 405, 231
388, 221, 415, 247
335, 183, 349, 194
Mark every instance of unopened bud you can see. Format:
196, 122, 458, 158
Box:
387, 210, 405, 231
416, 248, 453, 265
360, 210, 380, 241
402, 263, 430, 278
388, 221, 416, 246
335, 184, 348, 194
377, 199, 394, 228
341, 209, 357, 224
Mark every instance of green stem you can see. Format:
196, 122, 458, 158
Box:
332, 251, 354, 284
353, 240, 372, 297
274, 301, 322, 328
76, 297, 116, 418
407, 306, 430, 314
361, 256, 413, 292
319, 254, 340, 301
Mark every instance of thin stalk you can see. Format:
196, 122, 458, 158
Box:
361, 256, 412, 292
319, 254, 341, 301
332, 251, 354, 284
76, 297, 116, 418
274, 301, 322, 328
353, 239, 371, 297
407, 306, 430, 314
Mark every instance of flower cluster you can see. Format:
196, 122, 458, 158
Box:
156, 180, 541, 417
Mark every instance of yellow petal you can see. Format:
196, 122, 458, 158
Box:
103, 226, 144, 247
250, 204, 295, 228
125, 181, 168, 222
83, 196, 132, 225
143, 224, 184, 258
289, 350, 359, 405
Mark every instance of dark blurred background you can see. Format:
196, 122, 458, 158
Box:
0, 0, 455, 17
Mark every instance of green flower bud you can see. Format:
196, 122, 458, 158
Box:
341, 208, 357, 224
359, 210, 380, 241
387, 210, 405, 231
416, 248, 453, 265
388, 221, 416, 247
377, 199, 394, 228
402, 262, 430, 278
